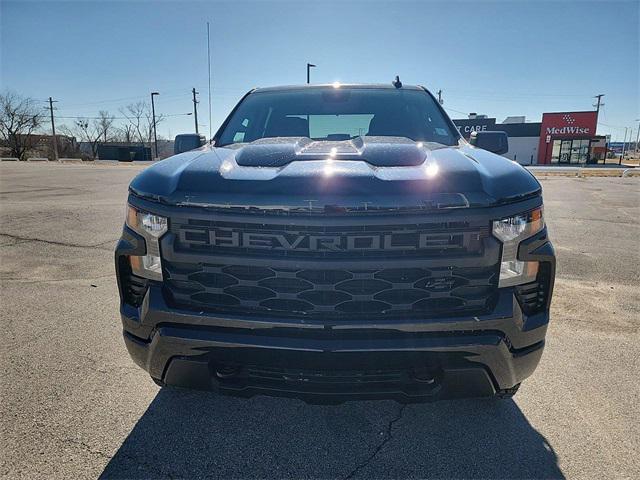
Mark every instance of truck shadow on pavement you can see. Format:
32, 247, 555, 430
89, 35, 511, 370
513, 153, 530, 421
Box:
100, 387, 564, 479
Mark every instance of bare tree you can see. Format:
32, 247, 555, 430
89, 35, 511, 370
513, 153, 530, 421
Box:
60, 110, 115, 159
114, 123, 135, 143
119, 102, 145, 146
120, 101, 164, 146
97, 110, 115, 142
0, 91, 44, 160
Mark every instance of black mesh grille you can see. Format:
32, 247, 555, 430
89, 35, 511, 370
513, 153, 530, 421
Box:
163, 262, 499, 319
163, 214, 500, 320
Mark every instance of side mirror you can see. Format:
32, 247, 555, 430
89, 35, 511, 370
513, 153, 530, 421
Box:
174, 134, 207, 155
469, 131, 509, 155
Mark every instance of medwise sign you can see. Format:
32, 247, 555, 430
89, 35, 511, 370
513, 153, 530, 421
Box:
537, 111, 598, 164
543, 112, 597, 136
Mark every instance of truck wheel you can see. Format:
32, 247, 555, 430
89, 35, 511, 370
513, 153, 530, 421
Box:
495, 383, 520, 399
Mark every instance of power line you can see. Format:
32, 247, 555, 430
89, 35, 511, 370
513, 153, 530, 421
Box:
55, 112, 192, 120
598, 122, 629, 130
445, 89, 593, 98
443, 106, 469, 116
58, 90, 193, 109
38, 87, 247, 114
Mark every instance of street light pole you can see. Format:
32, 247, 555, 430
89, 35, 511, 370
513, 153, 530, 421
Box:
151, 92, 159, 160
635, 119, 640, 154
306, 63, 316, 84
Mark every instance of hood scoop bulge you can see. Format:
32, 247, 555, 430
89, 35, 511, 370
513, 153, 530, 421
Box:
233, 136, 432, 168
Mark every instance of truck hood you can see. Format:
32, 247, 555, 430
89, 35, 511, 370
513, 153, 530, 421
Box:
129, 137, 541, 213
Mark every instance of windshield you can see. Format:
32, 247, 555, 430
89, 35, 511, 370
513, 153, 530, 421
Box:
216, 87, 459, 146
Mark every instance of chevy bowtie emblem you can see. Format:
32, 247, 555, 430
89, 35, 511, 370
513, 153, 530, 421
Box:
423, 277, 456, 290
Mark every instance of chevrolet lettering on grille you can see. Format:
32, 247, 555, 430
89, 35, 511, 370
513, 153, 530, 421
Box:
178, 227, 475, 252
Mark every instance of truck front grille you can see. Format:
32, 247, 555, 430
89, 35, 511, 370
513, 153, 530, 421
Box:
163, 261, 499, 319
162, 214, 500, 320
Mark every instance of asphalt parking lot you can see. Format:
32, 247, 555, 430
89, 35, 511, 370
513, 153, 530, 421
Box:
1, 163, 638, 479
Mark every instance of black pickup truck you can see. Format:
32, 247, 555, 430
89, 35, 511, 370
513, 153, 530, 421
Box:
115, 83, 555, 403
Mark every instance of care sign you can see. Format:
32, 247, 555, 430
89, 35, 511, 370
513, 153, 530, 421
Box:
452, 118, 497, 138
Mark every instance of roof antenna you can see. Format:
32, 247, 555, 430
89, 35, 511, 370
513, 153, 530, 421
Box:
392, 75, 402, 88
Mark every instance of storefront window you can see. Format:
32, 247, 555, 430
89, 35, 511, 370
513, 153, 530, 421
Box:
551, 141, 561, 163
560, 140, 572, 163
551, 139, 590, 164
571, 139, 590, 163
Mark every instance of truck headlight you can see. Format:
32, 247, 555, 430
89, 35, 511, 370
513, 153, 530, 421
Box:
492, 207, 544, 288
125, 204, 168, 281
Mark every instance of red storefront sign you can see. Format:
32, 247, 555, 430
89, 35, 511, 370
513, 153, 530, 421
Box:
538, 111, 597, 164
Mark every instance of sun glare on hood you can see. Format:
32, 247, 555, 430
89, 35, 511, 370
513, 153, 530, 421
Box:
425, 162, 439, 178
220, 161, 233, 173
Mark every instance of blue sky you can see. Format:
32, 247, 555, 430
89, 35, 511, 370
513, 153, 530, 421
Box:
1, 0, 638, 141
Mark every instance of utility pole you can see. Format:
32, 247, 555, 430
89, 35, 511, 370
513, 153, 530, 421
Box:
151, 92, 159, 160
620, 127, 627, 165
48, 97, 59, 161
306, 63, 316, 84
635, 119, 640, 154
437, 89, 443, 105
192, 88, 199, 134
592, 94, 604, 163
593, 94, 605, 123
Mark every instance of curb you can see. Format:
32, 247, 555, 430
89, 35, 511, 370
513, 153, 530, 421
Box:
527, 166, 638, 178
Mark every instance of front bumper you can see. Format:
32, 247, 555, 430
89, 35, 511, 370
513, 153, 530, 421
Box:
119, 281, 549, 403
